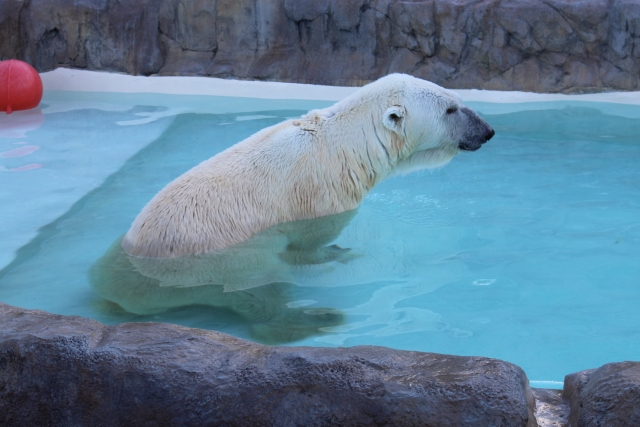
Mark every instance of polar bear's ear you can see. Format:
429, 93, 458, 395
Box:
383, 105, 405, 134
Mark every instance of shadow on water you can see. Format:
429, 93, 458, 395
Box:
90, 211, 357, 344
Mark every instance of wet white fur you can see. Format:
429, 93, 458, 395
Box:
123, 74, 466, 258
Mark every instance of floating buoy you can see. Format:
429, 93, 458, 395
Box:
0, 60, 43, 114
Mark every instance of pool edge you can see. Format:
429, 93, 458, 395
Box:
41, 68, 640, 105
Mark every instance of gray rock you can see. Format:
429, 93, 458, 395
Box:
533, 388, 569, 427
0, 302, 536, 427
1, 0, 639, 92
563, 362, 640, 427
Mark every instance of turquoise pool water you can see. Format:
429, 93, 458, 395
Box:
1, 91, 639, 388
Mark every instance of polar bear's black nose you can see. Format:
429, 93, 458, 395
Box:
458, 107, 494, 151
485, 128, 495, 142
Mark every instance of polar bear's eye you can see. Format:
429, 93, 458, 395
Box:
446, 107, 458, 115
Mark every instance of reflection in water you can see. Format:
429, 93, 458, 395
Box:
90, 210, 358, 344
0, 107, 45, 138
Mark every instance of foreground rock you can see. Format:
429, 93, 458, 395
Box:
1, 0, 639, 92
0, 303, 536, 427
564, 362, 640, 427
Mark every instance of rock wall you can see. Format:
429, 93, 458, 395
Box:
3, 303, 640, 426
0, 303, 536, 427
1, 0, 639, 93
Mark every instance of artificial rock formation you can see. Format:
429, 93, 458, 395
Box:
564, 362, 640, 427
1, 0, 639, 93
0, 302, 537, 427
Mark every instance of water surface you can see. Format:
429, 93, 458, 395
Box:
1, 92, 639, 387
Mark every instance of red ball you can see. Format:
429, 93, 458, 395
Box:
0, 60, 43, 114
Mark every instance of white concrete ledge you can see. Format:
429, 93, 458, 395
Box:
41, 68, 640, 105
40, 69, 358, 101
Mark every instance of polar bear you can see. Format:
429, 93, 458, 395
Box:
122, 73, 494, 258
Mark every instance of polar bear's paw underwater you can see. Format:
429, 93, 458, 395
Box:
91, 73, 494, 343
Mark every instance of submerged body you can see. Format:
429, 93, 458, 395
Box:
90, 211, 357, 344
123, 74, 494, 258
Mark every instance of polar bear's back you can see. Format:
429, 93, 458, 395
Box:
122, 119, 353, 258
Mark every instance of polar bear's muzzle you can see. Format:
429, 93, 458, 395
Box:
458, 107, 495, 152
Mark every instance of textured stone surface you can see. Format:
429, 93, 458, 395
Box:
564, 362, 640, 427
533, 388, 569, 427
1, 0, 639, 92
0, 302, 536, 427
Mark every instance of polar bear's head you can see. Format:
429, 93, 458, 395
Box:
343, 74, 495, 174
